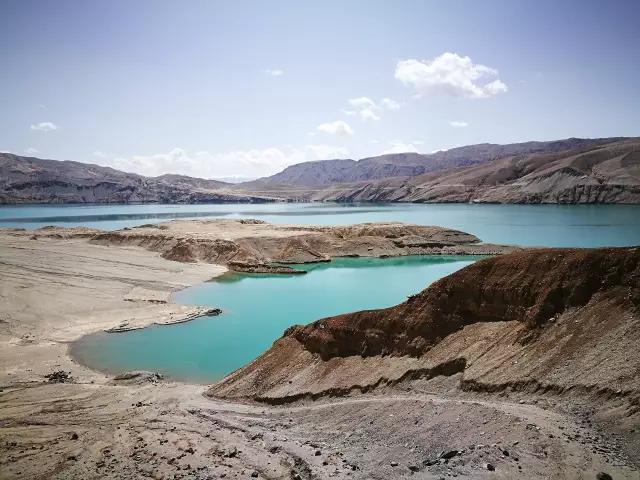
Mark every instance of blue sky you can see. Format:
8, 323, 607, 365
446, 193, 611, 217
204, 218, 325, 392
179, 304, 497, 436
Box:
1, 0, 639, 179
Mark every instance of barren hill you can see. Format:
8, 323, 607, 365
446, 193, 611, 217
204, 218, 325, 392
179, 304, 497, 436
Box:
309, 137, 640, 203
0, 153, 273, 204
211, 247, 640, 404
243, 137, 627, 189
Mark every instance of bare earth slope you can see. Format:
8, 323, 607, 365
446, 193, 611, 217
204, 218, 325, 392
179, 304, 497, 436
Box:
311, 138, 640, 203
211, 247, 640, 400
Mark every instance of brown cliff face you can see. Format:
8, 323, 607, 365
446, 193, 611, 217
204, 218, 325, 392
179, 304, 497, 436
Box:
286, 248, 640, 359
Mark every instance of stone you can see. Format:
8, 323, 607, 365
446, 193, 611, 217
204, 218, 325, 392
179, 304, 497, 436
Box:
439, 450, 459, 460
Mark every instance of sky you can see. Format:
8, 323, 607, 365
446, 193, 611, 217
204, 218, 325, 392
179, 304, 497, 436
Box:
1, 0, 639, 180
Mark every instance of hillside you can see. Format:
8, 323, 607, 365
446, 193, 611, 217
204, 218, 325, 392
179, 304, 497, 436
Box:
211, 246, 640, 404
242, 137, 628, 189
2, 136, 638, 204
0, 153, 273, 204
310, 138, 640, 203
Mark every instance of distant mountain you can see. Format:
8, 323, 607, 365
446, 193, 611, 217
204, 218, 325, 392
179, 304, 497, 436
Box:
0, 153, 273, 204
2, 137, 638, 204
309, 138, 640, 204
243, 137, 628, 188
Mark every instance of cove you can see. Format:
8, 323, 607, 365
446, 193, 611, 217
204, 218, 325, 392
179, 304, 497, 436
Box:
71, 255, 479, 383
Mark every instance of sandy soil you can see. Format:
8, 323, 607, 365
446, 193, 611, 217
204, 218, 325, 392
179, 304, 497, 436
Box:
0, 230, 225, 385
0, 224, 637, 479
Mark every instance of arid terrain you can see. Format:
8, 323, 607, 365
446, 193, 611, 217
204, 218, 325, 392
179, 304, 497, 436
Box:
0, 221, 638, 479
2, 136, 639, 205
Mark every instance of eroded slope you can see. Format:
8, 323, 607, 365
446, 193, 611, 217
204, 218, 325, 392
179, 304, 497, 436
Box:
210, 248, 640, 405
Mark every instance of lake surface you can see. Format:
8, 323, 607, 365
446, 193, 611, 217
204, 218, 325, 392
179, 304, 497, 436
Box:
14, 202, 639, 382
2, 202, 640, 247
71, 255, 478, 383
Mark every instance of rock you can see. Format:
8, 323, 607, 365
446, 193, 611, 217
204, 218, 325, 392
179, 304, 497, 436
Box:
485, 463, 495, 471
70, 433, 78, 440
112, 371, 164, 385
44, 370, 72, 383
314, 450, 321, 456
390, 461, 398, 467
439, 450, 459, 460
596, 474, 613, 480
408, 465, 420, 472
251, 472, 259, 478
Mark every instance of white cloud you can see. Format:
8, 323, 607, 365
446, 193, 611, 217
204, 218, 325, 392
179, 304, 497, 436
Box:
395, 52, 508, 99
348, 97, 380, 121
449, 120, 469, 128
91, 145, 350, 178
381, 142, 421, 155
24, 147, 40, 155
316, 120, 354, 136
265, 69, 284, 77
30, 121, 58, 132
381, 98, 401, 110
93, 150, 109, 158
345, 96, 400, 121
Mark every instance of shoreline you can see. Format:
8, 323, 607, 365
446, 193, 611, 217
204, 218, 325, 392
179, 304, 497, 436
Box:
1, 220, 509, 387
2, 220, 637, 479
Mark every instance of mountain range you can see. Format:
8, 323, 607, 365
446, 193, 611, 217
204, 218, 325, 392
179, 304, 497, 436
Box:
1, 136, 638, 204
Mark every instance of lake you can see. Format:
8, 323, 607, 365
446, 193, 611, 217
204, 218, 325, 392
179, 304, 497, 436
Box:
7, 202, 639, 382
71, 255, 478, 383
2, 202, 640, 247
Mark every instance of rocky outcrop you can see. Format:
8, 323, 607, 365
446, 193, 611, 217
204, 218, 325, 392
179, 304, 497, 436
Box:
209, 248, 640, 405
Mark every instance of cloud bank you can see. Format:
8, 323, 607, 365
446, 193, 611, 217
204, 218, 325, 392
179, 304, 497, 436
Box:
92, 145, 350, 179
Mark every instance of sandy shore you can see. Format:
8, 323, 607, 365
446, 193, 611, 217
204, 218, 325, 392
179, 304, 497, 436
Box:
0, 222, 637, 479
0, 230, 225, 385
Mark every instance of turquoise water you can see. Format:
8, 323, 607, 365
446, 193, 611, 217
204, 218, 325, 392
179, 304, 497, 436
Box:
2, 202, 640, 247
23, 202, 639, 382
71, 256, 478, 383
